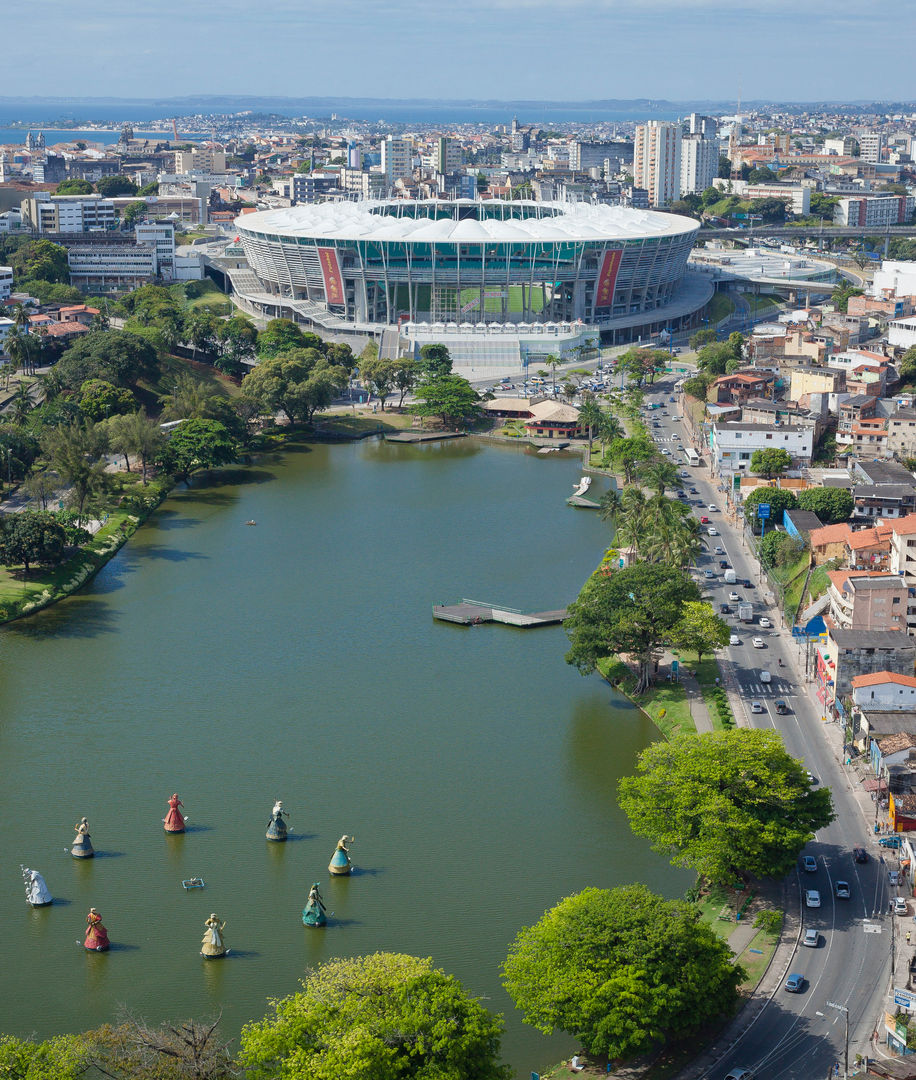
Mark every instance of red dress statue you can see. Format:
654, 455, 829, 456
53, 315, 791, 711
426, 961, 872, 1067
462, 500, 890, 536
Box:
163, 793, 186, 833
84, 908, 110, 952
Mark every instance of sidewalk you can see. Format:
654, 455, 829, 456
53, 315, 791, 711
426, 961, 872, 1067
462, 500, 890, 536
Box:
679, 668, 714, 734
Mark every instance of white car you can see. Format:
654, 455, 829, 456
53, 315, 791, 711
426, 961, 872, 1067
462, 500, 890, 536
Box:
803, 929, 819, 947
728, 591, 740, 602
895, 897, 909, 915
760, 670, 772, 683
707, 526, 718, 536
729, 633, 740, 646
714, 546, 724, 555
661, 448, 671, 456
707, 504, 718, 512
752, 637, 765, 648
751, 701, 764, 714
805, 889, 821, 908
672, 433, 680, 440
759, 617, 772, 628
672, 415, 681, 421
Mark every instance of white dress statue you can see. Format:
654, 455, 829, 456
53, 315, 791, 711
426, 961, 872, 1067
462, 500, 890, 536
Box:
21, 866, 52, 906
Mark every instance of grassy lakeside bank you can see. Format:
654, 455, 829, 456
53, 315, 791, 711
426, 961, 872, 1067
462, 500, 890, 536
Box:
0, 476, 171, 624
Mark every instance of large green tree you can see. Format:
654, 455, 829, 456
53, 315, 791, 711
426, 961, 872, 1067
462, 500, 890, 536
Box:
103, 408, 166, 482
242, 350, 349, 424
670, 601, 731, 663
412, 375, 481, 428
605, 436, 654, 484
95, 175, 139, 197
750, 447, 793, 479
78, 379, 137, 422
564, 562, 700, 693
502, 885, 742, 1063
618, 729, 835, 882
0, 1033, 88, 1080
742, 486, 797, 532
55, 330, 159, 390
240, 952, 510, 1080
418, 343, 453, 379
11, 238, 70, 283
359, 357, 400, 410
796, 485, 854, 524
56, 178, 95, 195
255, 318, 308, 360
42, 420, 110, 526
0, 509, 67, 574
157, 419, 237, 483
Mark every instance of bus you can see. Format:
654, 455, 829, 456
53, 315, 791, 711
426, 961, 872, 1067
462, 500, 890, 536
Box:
683, 448, 700, 467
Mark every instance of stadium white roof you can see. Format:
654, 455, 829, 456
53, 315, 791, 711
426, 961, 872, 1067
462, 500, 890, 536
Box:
236, 200, 698, 244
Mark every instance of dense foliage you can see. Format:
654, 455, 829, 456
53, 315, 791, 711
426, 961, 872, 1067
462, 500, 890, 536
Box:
240, 953, 510, 1080
502, 885, 742, 1062
618, 730, 835, 882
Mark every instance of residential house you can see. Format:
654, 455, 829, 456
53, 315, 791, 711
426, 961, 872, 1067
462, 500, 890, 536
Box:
790, 366, 844, 402
783, 509, 823, 542
853, 671, 916, 711
845, 364, 888, 399
853, 461, 916, 486
827, 571, 909, 631
710, 422, 814, 476
837, 395, 878, 455
846, 417, 890, 459
710, 372, 774, 406
888, 410, 916, 459
816, 628, 916, 719
810, 522, 855, 565
845, 523, 893, 570
523, 400, 582, 439
853, 483, 916, 521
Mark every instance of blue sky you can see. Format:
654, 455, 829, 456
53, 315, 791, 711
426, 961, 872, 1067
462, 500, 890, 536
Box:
7, 0, 915, 101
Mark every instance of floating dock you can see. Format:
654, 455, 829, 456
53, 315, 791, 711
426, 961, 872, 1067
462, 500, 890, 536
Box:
432, 599, 567, 628
385, 431, 466, 443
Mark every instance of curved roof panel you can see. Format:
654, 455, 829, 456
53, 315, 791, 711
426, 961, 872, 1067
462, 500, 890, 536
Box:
236, 200, 698, 244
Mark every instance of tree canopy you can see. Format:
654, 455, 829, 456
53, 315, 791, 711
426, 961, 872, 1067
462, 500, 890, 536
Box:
670, 600, 731, 663
0, 510, 67, 575
418, 343, 453, 379
78, 379, 137, 422
56, 178, 95, 195
750, 447, 793, 479
55, 329, 159, 390
10, 238, 69, 284
242, 350, 349, 424
795, 485, 852, 524
502, 884, 742, 1063
618, 729, 835, 882
157, 419, 237, 483
255, 319, 312, 360
412, 374, 481, 428
564, 563, 700, 693
96, 175, 139, 197
742, 486, 797, 531
240, 952, 510, 1080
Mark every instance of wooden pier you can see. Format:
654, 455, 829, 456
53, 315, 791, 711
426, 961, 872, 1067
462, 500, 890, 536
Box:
432, 599, 567, 628
567, 495, 601, 509
385, 431, 467, 443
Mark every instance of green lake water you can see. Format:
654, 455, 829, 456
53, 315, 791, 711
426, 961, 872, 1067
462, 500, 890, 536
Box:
0, 438, 689, 1076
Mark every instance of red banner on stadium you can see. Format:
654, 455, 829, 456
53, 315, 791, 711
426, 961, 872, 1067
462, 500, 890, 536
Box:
594, 249, 622, 309
317, 247, 344, 306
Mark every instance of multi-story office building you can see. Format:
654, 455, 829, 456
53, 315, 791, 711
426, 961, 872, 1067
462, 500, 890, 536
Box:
67, 243, 158, 292
339, 168, 386, 200
135, 223, 176, 277
434, 137, 461, 176
381, 137, 413, 188
834, 194, 915, 228
0, 265, 12, 301
633, 121, 681, 207
21, 193, 117, 234
291, 173, 340, 203
568, 140, 624, 174
347, 142, 362, 170
680, 133, 718, 195
687, 113, 718, 137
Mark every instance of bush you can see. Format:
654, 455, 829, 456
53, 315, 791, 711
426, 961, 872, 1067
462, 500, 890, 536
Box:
753, 909, 783, 934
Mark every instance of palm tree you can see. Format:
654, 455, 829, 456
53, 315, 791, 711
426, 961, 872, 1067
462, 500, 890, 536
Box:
594, 411, 622, 462
612, 488, 649, 559
105, 408, 166, 484
11, 303, 31, 333
598, 486, 622, 522
578, 396, 602, 459
160, 373, 224, 421
640, 459, 680, 497
42, 420, 110, 526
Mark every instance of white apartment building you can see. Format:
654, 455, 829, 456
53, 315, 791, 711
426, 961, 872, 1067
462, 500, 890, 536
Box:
824, 136, 859, 157
633, 121, 681, 208
874, 260, 916, 298
834, 194, 915, 228
744, 183, 810, 215
710, 422, 814, 475
174, 148, 226, 174
0, 265, 12, 301
889, 316, 916, 352
857, 131, 885, 164
680, 133, 718, 195
381, 136, 413, 187
21, 193, 116, 234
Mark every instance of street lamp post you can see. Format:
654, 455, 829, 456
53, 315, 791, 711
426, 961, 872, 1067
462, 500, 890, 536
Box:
826, 1000, 849, 1080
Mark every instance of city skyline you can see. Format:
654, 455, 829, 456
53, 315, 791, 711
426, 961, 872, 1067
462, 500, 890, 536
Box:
6, 0, 916, 103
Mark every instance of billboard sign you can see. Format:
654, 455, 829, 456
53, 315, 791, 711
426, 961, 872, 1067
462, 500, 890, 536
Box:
757, 503, 771, 520
317, 247, 345, 306
594, 249, 623, 309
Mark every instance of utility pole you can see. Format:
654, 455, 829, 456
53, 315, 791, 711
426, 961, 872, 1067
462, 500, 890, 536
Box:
826, 1001, 849, 1080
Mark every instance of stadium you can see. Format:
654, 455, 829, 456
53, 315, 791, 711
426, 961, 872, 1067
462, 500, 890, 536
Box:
230, 200, 707, 372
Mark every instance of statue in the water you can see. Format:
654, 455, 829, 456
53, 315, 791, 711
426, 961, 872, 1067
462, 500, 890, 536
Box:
84, 908, 110, 951
302, 882, 327, 927
21, 866, 52, 906
163, 793, 187, 833
201, 913, 227, 959
328, 834, 354, 876
266, 799, 289, 842
71, 817, 94, 859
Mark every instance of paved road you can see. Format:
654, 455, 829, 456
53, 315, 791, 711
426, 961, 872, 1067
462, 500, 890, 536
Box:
643, 379, 896, 1080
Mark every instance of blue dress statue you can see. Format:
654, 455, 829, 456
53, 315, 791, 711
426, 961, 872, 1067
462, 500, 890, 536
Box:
328, 834, 354, 875
266, 799, 289, 842
302, 882, 327, 927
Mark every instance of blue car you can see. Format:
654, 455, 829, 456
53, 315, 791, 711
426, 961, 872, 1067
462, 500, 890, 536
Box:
785, 973, 805, 993
879, 836, 902, 848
